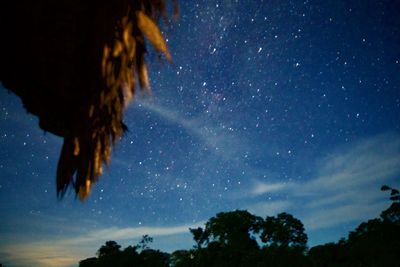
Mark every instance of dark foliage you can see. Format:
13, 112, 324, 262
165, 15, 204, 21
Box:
205, 210, 262, 250
189, 227, 210, 249
79, 186, 400, 267
309, 185, 400, 267
260, 212, 308, 252
182, 210, 309, 267
79, 236, 167, 267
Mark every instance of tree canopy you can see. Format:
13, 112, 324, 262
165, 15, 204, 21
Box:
205, 210, 262, 249
259, 212, 308, 252
79, 186, 400, 267
309, 185, 400, 267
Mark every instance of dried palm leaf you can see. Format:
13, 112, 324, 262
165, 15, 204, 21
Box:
137, 10, 172, 62
0, 0, 178, 200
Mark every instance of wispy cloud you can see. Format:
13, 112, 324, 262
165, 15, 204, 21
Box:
60, 224, 204, 245
133, 100, 249, 160
0, 222, 204, 267
302, 134, 400, 195
245, 133, 400, 230
250, 181, 291, 196
302, 201, 387, 230
133, 99, 400, 233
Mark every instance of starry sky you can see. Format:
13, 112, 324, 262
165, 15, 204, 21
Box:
1, 1, 400, 266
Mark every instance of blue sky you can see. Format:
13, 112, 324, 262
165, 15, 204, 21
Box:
1, 1, 400, 266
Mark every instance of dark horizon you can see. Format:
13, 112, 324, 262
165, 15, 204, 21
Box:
77, 195, 400, 267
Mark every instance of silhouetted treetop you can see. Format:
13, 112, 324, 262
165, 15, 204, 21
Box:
309, 186, 400, 267
189, 227, 210, 249
205, 210, 262, 249
380, 184, 400, 222
97, 240, 121, 258
79, 191, 400, 267
260, 212, 308, 252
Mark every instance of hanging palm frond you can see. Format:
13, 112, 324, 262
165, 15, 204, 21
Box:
0, 0, 179, 200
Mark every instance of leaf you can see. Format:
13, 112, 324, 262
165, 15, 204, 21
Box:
101, 46, 110, 77
139, 62, 149, 89
73, 137, 80, 156
390, 195, 400, 201
78, 179, 92, 201
391, 189, 400, 195
112, 40, 123, 57
381, 185, 391, 191
56, 138, 78, 198
136, 11, 172, 62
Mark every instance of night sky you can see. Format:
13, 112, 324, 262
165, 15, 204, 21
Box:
1, 1, 400, 266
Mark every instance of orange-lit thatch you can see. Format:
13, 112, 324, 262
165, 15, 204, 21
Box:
0, 0, 178, 200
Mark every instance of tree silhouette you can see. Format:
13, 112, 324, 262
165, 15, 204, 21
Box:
189, 227, 210, 249
0, 0, 178, 200
185, 210, 309, 267
94, 240, 124, 267
79, 237, 170, 267
308, 241, 348, 267
138, 234, 154, 251
309, 186, 400, 267
79, 257, 97, 267
380, 185, 400, 222
120, 246, 142, 266
140, 249, 169, 267
97, 240, 121, 258
170, 250, 193, 267
185, 210, 263, 267
79, 193, 400, 267
205, 210, 262, 250
259, 212, 308, 252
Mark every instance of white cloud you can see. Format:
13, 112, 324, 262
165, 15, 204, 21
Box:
60, 224, 204, 245
300, 133, 400, 198
306, 187, 383, 209
301, 139, 400, 195
250, 181, 291, 196
245, 133, 400, 231
134, 100, 249, 160
303, 201, 387, 230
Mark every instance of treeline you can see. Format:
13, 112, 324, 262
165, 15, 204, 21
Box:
79, 186, 400, 267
